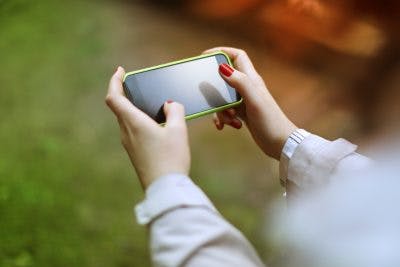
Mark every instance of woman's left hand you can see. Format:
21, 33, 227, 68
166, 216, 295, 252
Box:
105, 67, 191, 190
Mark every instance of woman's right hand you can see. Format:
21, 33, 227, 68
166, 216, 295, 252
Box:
203, 47, 297, 160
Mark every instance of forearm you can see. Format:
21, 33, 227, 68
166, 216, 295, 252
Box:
135, 174, 265, 267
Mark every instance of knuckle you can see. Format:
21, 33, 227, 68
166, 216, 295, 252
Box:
176, 103, 185, 114
129, 118, 144, 132
238, 49, 247, 57
236, 71, 249, 84
105, 94, 115, 107
167, 120, 186, 132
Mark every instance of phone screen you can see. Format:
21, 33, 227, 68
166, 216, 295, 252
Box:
123, 54, 239, 123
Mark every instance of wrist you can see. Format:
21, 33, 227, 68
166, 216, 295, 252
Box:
140, 169, 189, 191
269, 122, 298, 160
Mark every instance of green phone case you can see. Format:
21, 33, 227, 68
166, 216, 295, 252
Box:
123, 51, 242, 123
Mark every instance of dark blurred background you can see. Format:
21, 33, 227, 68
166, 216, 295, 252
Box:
0, 0, 399, 266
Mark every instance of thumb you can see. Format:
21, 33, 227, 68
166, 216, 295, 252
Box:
163, 101, 186, 129
218, 63, 255, 101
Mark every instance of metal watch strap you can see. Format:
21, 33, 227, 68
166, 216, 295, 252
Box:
280, 129, 310, 187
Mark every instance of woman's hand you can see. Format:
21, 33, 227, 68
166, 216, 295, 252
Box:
203, 47, 297, 160
105, 67, 191, 190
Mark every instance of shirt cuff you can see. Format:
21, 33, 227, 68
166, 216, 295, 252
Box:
134, 173, 218, 225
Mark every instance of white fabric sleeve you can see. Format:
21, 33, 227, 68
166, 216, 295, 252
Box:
135, 174, 265, 267
279, 133, 372, 196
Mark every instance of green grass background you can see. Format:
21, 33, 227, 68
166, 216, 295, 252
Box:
0, 1, 282, 266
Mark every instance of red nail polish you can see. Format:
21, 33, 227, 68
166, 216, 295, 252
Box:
166, 100, 173, 104
219, 64, 234, 77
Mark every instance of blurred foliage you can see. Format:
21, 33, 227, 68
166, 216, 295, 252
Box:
0, 0, 280, 266
0, 0, 150, 266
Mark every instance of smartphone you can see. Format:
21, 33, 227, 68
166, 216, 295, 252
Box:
123, 52, 242, 123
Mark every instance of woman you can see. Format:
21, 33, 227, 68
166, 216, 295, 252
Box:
105, 47, 399, 267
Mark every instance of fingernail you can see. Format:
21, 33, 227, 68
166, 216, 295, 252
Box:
166, 100, 173, 104
219, 64, 234, 77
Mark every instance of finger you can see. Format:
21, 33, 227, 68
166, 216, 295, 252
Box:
164, 101, 187, 130
213, 109, 243, 130
235, 103, 247, 121
202, 47, 258, 77
225, 106, 246, 121
229, 117, 242, 129
105, 66, 134, 116
213, 113, 224, 130
218, 63, 257, 102
106, 66, 157, 128
218, 110, 231, 124
226, 108, 236, 117
222, 109, 236, 122
221, 110, 242, 129
217, 111, 230, 130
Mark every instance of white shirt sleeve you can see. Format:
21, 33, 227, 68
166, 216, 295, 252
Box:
135, 174, 265, 267
279, 130, 372, 199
